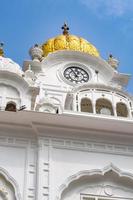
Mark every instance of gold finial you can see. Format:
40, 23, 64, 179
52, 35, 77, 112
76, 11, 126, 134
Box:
61, 22, 69, 35
0, 42, 4, 57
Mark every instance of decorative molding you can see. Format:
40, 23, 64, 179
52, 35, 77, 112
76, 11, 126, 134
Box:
0, 136, 36, 148
25, 146, 37, 200
35, 140, 50, 200
41, 144, 50, 200
72, 83, 133, 100
57, 163, 133, 200
42, 137, 133, 156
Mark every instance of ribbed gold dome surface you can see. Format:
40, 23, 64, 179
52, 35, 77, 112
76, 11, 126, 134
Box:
42, 34, 100, 57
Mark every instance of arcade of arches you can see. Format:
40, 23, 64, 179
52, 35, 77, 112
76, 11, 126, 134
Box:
80, 98, 128, 117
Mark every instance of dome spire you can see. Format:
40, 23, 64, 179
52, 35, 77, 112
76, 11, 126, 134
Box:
61, 22, 69, 35
0, 42, 4, 57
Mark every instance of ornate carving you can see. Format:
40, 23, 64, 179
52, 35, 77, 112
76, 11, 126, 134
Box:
0, 167, 21, 200
29, 44, 43, 62
35, 89, 59, 113
0, 188, 8, 200
57, 163, 133, 200
81, 184, 133, 199
104, 185, 113, 196
24, 65, 36, 85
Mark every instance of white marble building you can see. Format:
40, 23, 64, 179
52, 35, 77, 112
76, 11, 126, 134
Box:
0, 24, 133, 200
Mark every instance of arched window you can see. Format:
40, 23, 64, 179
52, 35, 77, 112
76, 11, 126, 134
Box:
116, 102, 128, 117
96, 98, 114, 115
81, 98, 93, 113
5, 102, 16, 112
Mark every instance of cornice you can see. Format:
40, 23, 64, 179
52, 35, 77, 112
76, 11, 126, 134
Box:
0, 110, 132, 136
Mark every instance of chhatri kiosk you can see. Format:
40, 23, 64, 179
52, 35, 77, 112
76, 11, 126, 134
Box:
0, 24, 133, 200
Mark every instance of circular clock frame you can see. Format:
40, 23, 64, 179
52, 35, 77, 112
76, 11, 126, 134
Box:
59, 63, 91, 86
64, 66, 89, 84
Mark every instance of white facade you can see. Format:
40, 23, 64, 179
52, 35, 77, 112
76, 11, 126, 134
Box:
0, 31, 133, 200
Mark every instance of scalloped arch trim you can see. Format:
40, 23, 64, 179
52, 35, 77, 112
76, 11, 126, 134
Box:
57, 163, 133, 200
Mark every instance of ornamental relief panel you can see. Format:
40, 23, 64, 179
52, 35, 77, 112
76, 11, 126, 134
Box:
0, 174, 16, 200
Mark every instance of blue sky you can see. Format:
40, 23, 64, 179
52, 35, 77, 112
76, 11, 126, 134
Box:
0, 0, 133, 93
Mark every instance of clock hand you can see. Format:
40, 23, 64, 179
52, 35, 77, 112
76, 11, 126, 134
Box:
71, 69, 78, 77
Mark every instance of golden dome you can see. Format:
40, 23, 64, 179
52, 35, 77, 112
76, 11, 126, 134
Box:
42, 34, 100, 57
42, 23, 100, 57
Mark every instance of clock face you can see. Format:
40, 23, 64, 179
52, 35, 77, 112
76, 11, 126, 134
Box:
64, 66, 89, 84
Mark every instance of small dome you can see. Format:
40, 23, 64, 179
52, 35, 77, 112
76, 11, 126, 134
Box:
42, 34, 100, 57
0, 56, 23, 75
